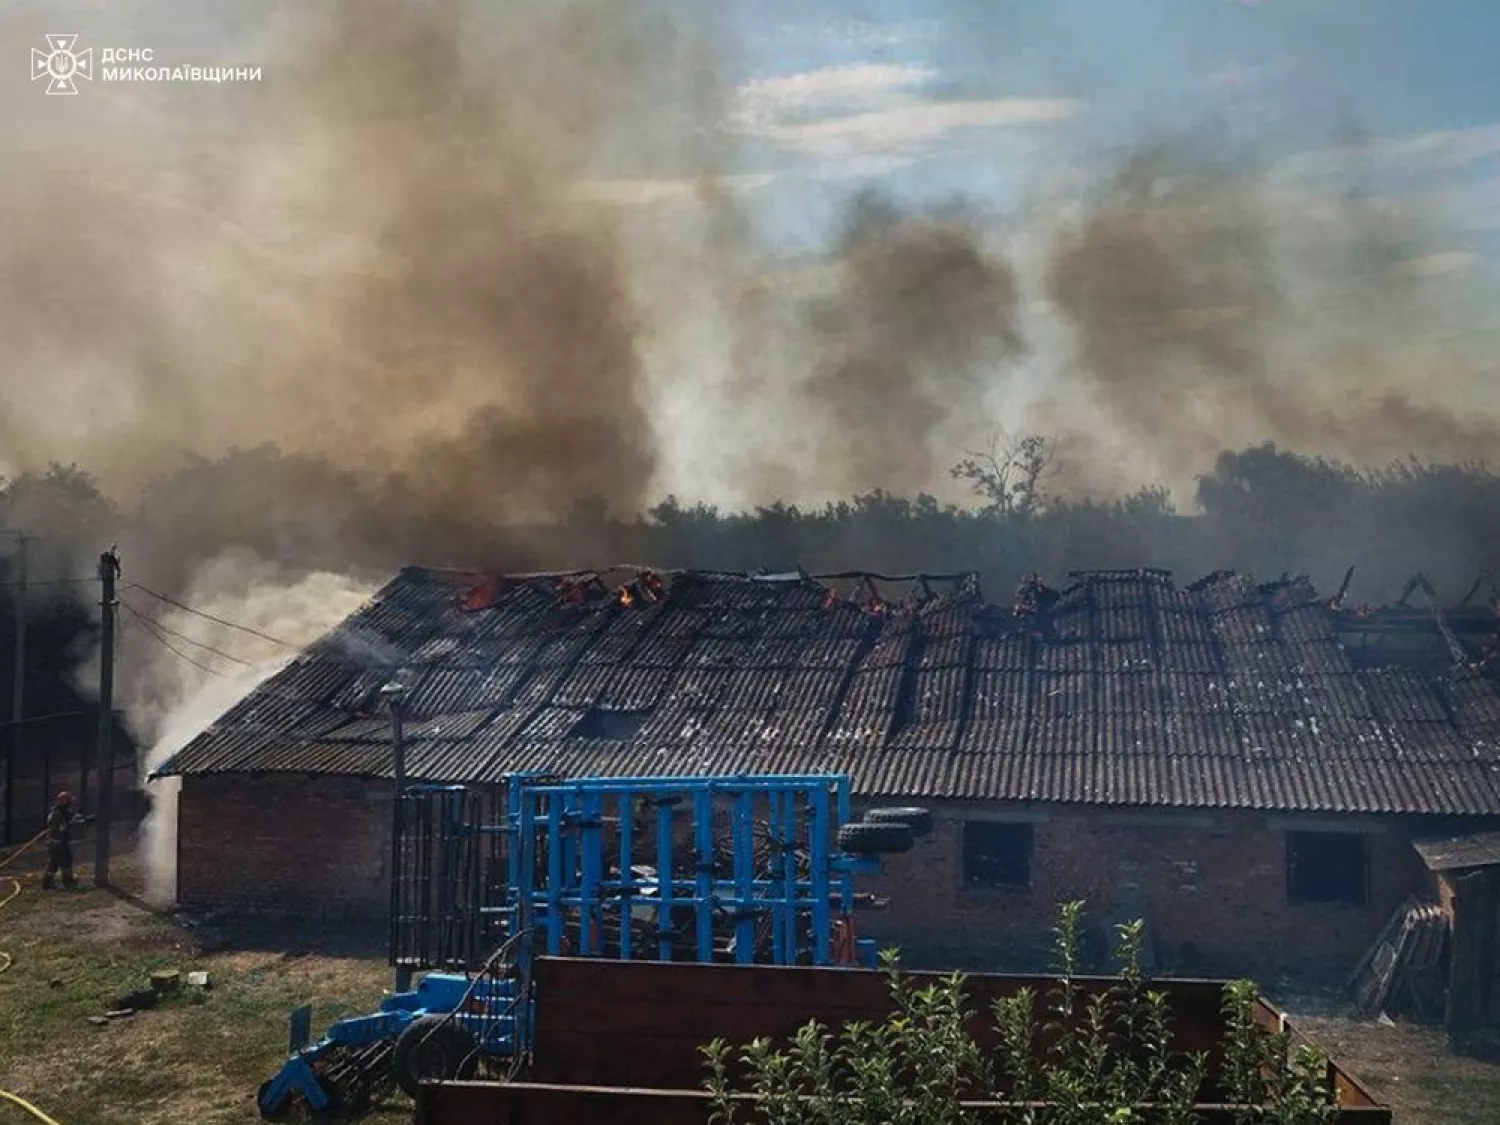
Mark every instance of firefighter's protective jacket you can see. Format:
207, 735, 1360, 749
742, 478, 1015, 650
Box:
46, 805, 73, 846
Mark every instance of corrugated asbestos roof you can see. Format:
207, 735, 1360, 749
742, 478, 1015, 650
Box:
152, 566, 1500, 816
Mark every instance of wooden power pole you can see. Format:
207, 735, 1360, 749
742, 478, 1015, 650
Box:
3, 533, 28, 845
94, 548, 120, 888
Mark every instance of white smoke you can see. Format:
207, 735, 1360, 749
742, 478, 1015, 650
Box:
120, 550, 375, 905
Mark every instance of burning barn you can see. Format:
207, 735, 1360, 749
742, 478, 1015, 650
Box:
151, 565, 1500, 978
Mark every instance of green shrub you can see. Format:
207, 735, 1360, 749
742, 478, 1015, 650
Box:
703, 901, 1335, 1125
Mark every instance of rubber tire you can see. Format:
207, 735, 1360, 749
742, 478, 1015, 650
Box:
391, 1015, 478, 1099
862, 806, 933, 837
837, 821, 913, 855
256, 1079, 291, 1122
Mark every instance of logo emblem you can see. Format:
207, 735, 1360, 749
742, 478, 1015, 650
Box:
31, 35, 93, 95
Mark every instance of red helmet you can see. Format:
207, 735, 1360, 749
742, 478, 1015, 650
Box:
55, 790, 73, 806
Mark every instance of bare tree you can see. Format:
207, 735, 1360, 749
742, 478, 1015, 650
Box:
951, 432, 1058, 519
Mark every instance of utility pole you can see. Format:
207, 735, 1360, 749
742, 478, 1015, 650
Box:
381, 679, 410, 991
94, 548, 120, 888
3, 533, 29, 846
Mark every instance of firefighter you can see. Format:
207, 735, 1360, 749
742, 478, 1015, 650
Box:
42, 790, 84, 890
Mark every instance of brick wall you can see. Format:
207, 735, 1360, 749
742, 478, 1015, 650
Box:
175, 774, 1440, 979
177, 773, 390, 916
853, 801, 1434, 979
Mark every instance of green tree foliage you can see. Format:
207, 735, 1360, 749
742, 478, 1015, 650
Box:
703, 902, 1335, 1125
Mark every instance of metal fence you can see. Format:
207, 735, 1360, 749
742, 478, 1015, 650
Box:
390, 783, 511, 973
1, 712, 136, 846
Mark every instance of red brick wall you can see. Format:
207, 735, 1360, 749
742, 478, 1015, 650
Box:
853, 802, 1433, 979
175, 775, 1435, 978
176, 773, 391, 916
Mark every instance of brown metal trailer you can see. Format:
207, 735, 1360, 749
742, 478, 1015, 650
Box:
414, 956, 1392, 1124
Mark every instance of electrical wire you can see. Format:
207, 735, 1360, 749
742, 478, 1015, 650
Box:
0, 712, 88, 729
0, 577, 97, 591
0, 831, 69, 1125
117, 597, 252, 667
118, 607, 229, 679
122, 584, 299, 649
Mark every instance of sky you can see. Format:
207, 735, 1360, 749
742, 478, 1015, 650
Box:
585, 0, 1500, 252
607, 0, 1500, 497
4, 0, 1500, 510
13, 0, 1499, 249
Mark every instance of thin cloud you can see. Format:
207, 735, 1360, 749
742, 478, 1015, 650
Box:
1372, 125, 1500, 172
1398, 250, 1479, 278
757, 97, 1078, 161
1282, 123, 1500, 180
572, 172, 777, 208
731, 61, 1077, 169
734, 63, 937, 127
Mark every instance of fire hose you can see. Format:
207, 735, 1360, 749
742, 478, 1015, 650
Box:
0, 830, 70, 1125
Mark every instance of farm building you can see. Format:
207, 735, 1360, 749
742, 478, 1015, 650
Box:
152, 565, 1500, 978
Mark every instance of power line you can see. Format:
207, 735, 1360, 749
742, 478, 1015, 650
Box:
117, 596, 252, 667
0, 711, 87, 728
123, 584, 298, 649
119, 604, 228, 678
0, 577, 96, 591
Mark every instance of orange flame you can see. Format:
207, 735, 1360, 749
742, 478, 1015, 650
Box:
461, 576, 497, 612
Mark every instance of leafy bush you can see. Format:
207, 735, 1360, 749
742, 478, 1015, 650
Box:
703, 901, 1335, 1125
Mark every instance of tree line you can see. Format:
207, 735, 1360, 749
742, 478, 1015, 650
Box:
1, 439, 1497, 614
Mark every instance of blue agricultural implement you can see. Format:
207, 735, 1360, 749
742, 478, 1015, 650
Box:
256, 772, 927, 1119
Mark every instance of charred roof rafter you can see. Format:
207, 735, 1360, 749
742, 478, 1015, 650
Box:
153, 563, 1500, 816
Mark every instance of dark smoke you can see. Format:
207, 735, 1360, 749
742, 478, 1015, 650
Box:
1047, 146, 1277, 459
1044, 138, 1499, 487
0, 0, 720, 590
801, 190, 1027, 495
2, 4, 1497, 586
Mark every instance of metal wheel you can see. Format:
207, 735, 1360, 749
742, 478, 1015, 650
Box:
391, 1015, 478, 1099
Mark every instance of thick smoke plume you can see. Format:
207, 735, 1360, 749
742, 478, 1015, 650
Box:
1043, 141, 1500, 490
5, 3, 1497, 560
1, 0, 723, 585
4, 0, 729, 895
802, 191, 1028, 495
118, 553, 375, 905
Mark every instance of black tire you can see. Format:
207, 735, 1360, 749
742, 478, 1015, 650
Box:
391, 1014, 478, 1099
862, 806, 933, 837
256, 1079, 291, 1122
837, 821, 913, 855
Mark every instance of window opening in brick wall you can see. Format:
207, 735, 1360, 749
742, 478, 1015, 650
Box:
962, 821, 1033, 889
1286, 830, 1368, 905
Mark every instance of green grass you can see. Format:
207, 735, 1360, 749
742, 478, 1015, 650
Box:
0, 871, 409, 1125
8, 861, 1500, 1125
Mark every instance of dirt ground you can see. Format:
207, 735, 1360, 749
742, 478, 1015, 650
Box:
0, 846, 407, 1125
1280, 1001, 1500, 1125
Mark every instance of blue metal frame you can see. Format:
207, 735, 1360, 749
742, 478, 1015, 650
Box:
260, 771, 883, 1118
504, 773, 864, 968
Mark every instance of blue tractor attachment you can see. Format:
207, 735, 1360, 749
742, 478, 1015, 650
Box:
256, 772, 927, 1119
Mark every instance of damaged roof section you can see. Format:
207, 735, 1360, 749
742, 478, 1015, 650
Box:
153, 566, 1500, 817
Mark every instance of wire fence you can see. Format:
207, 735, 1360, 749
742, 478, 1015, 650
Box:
0, 712, 137, 846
